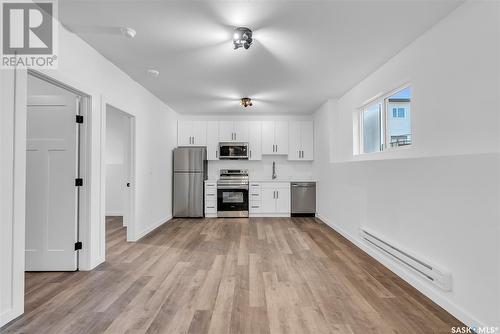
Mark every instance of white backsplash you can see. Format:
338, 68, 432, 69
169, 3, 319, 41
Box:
208, 156, 313, 180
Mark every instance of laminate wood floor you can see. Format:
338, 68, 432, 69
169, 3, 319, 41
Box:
3, 217, 463, 334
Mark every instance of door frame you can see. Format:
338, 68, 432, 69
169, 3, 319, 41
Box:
27, 69, 92, 270
101, 98, 136, 244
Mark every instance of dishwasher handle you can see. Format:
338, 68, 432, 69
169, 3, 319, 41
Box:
291, 182, 316, 187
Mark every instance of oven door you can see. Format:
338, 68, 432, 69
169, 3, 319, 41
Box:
217, 185, 249, 217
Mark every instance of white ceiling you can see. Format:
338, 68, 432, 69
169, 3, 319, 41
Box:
60, 1, 462, 115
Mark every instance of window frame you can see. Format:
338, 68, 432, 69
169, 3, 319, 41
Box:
357, 83, 412, 155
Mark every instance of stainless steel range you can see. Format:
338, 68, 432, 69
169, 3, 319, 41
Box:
217, 169, 249, 218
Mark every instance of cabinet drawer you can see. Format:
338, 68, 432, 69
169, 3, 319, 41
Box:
249, 201, 261, 213
249, 182, 261, 190
249, 192, 261, 199
205, 199, 217, 213
205, 189, 216, 197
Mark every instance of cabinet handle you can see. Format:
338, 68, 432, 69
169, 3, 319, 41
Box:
207, 206, 215, 209
249, 150, 252, 158
251, 205, 259, 208
273, 190, 275, 199
216, 150, 218, 158
277, 190, 279, 199
276, 145, 278, 152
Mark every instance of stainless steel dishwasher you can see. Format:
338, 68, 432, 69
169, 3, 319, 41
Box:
291, 182, 316, 217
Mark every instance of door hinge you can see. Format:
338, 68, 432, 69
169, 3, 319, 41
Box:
75, 178, 83, 186
74, 241, 82, 251
76, 115, 84, 123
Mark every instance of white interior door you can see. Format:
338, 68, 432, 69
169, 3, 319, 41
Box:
122, 115, 132, 228
26, 94, 79, 271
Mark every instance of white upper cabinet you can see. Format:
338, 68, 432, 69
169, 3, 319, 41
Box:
288, 120, 314, 161
247, 121, 262, 160
218, 121, 248, 142
233, 121, 249, 142
177, 120, 207, 146
192, 121, 207, 146
262, 121, 288, 155
206, 121, 219, 160
301, 121, 314, 160
218, 121, 234, 142
177, 119, 312, 160
274, 121, 288, 155
261, 121, 275, 155
177, 120, 192, 146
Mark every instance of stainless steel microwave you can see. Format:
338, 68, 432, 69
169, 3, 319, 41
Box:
219, 142, 249, 159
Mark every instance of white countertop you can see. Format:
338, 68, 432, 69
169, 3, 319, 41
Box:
250, 178, 316, 183
206, 178, 316, 183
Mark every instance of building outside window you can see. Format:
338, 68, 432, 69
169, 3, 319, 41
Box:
358, 85, 412, 154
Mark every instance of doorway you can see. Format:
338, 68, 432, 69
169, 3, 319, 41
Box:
25, 72, 86, 271
104, 104, 135, 246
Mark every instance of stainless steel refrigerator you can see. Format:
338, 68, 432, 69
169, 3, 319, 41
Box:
173, 147, 207, 217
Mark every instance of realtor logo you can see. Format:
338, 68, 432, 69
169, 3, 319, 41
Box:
1, 0, 58, 68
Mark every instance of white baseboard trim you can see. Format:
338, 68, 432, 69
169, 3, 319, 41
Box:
105, 212, 123, 217
130, 215, 172, 242
0, 307, 23, 329
315, 213, 487, 330
250, 213, 290, 218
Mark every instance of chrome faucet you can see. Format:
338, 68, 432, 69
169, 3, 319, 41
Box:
272, 161, 277, 179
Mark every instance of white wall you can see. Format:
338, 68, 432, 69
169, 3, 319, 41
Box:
105, 106, 129, 217
314, 1, 499, 328
0, 22, 179, 326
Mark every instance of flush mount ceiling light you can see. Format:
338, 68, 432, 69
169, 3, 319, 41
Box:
240, 97, 252, 108
147, 69, 160, 77
233, 27, 253, 50
120, 27, 136, 39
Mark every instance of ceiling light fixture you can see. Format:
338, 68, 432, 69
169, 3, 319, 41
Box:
233, 27, 253, 50
240, 97, 252, 108
147, 69, 160, 77
120, 27, 136, 39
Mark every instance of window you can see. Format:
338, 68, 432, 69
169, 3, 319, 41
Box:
358, 86, 412, 154
362, 103, 382, 153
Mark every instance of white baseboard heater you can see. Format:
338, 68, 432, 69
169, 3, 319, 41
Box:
360, 228, 452, 291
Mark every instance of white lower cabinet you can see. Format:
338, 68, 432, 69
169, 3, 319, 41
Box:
249, 182, 290, 217
204, 181, 217, 217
